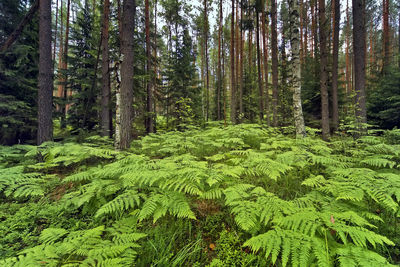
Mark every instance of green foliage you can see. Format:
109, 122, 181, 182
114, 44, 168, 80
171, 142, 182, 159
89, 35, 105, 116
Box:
1, 125, 400, 265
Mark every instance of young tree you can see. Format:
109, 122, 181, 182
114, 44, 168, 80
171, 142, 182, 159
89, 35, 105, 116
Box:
288, 0, 306, 137
352, 0, 367, 129
331, 0, 340, 131
318, 0, 330, 140
37, 0, 53, 144
116, 0, 135, 149
101, 0, 111, 137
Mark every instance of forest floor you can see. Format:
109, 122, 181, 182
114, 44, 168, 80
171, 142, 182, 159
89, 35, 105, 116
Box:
1, 123, 400, 266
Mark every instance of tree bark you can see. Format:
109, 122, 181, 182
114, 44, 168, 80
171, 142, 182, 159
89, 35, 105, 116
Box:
116, 0, 136, 149
0, 0, 39, 53
352, 0, 367, 130
331, 0, 340, 131
271, 0, 279, 126
217, 0, 223, 120
318, 0, 330, 140
145, 0, 154, 132
239, 1, 244, 117
288, 0, 306, 137
38, 0, 53, 144
256, 11, 263, 121
382, 0, 390, 72
101, 0, 111, 137
204, 0, 210, 121
53, 0, 59, 62
60, 0, 70, 128
230, 0, 236, 123
262, 0, 269, 125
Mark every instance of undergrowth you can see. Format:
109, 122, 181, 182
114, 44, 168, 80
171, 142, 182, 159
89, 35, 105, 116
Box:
0, 124, 400, 266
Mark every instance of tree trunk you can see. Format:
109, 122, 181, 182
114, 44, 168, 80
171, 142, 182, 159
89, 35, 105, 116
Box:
262, 1, 269, 125
217, 0, 223, 120
204, 0, 210, 121
331, 0, 340, 131
318, 0, 330, 140
116, 0, 135, 149
345, 0, 352, 97
145, 0, 154, 133
271, 0, 279, 126
0, 0, 39, 53
288, 0, 306, 137
239, 1, 244, 117
382, 0, 390, 72
352, 0, 367, 131
101, 0, 111, 137
230, 0, 236, 124
60, 0, 70, 128
53, 0, 59, 62
38, 0, 53, 144
256, 11, 263, 121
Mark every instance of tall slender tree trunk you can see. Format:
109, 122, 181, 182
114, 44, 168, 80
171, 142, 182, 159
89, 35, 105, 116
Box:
60, 0, 70, 128
204, 0, 210, 121
382, 0, 390, 72
38, 0, 53, 144
230, 0, 236, 123
217, 0, 223, 120
101, 0, 111, 137
56, 0, 63, 110
53, 0, 59, 62
299, 0, 304, 64
239, 1, 244, 117
235, 0, 240, 120
331, 0, 340, 131
318, 0, 330, 140
116, 0, 136, 149
288, 0, 306, 137
352, 0, 367, 131
398, 5, 400, 69
345, 0, 352, 96
256, 11, 263, 121
271, 0, 279, 126
262, 1, 269, 125
145, 0, 154, 132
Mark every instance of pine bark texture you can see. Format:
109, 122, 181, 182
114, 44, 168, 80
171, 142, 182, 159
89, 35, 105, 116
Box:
38, 0, 53, 144
288, 0, 306, 137
352, 0, 367, 128
101, 0, 111, 137
204, 0, 210, 121
271, 0, 279, 126
331, 0, 340, 131
318, 0, 330, 140
116, 0, 135, 149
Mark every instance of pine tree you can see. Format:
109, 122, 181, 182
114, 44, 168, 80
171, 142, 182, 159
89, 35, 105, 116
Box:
116, 0, 136, 149
37, 0, 53, 144
101, 0, 112, 137
318, 0, 330, 140
352, 0, 367, 131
